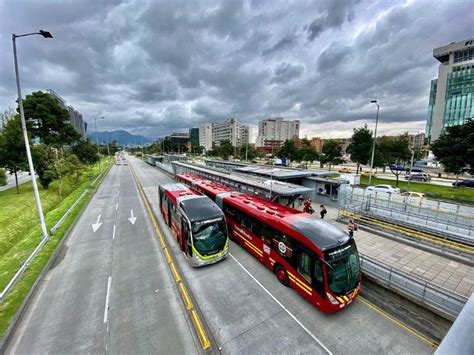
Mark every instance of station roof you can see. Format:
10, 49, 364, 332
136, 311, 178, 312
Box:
305, 176, 350, 185
173, 161, 312, 197
235, 166, 313, 179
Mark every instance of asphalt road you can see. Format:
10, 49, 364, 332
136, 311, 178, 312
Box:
6, 165, 199, 353
0, 172, 32, 192
131, 156, 434, 354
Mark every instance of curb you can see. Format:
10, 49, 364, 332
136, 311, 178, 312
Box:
0, 165, 112, 353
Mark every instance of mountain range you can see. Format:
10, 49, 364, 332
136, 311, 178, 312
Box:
88, 130, 152, 146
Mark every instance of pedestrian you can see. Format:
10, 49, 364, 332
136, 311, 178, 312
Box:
347, 220, 358, 238
303, 199, 314, 214
320, 205, 327, 219
298, 194, 304, 207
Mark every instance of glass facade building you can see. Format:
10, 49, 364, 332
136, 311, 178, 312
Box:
425, 38, 474, 143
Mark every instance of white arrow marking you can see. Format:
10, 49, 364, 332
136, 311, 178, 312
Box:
128, 210, 137, 225
92, 214, 102, 232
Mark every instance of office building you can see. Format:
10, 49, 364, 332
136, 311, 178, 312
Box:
189, 127, 199, 151
199, 123, 213, 150
47, 89, 87, 138
255, 117, 300, 148
425, 38, 474, 143
212, 118, 249, 147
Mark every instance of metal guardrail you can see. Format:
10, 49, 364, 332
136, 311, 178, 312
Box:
360, 254, 468, 319
0, 167, 107, 302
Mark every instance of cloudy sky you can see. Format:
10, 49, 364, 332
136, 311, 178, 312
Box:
0, 0, 473, 141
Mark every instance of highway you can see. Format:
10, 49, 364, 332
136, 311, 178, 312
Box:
131, 156, 435, 354
6, 164, 199, 353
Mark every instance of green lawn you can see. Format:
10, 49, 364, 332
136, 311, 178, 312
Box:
360, 176, 474, 204
0, 158, 112, 339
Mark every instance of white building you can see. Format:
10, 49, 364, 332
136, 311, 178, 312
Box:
425, 38, 474, 143
255, 117, 300, 147
47, 89, 87, 138
199, 123, 213, 150
212, 118, 249, 147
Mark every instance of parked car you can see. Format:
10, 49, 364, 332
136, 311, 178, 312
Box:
452, 179, 474, 188
401, 191, 425, 199
366, 184, 400, 195
338, 167, 353, 173
405, 173, 431, 182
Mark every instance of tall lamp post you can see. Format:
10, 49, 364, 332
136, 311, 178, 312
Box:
94, 116, 104, 168
368, 100, 380, 185
12, 30, 53, 240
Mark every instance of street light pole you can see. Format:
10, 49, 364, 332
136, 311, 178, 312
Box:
12, 30, 53, 240
368, 100, 380, 185
94, 116, 104, 169
407, 132, 418, 191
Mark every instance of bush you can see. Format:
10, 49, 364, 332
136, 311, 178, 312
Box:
0, 168, 6, 186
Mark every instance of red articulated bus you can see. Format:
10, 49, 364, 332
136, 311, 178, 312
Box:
159, 183, 229, 267
176, 173, 361, 313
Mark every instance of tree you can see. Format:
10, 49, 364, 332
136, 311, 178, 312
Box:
52, 153, 82, 198
0, 168, 6, 186
218, 140, 234, 160
277, 139, 298, 162
239, 144, 258, 161
296, 139, 319, 164
32, 144, 57, 189
1, 107, 16, 131
0, 115, 28, 193
347, 125, 373, 174
378, 134, 411, 186
71, 138, 99, 165
22, 91, 80, 147
320, 140, 343, 171
431, 120, 474, 179
193, 146, 205, 155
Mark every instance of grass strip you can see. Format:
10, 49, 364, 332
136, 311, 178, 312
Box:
360, 176, 474, 205
0, 159, 112, 340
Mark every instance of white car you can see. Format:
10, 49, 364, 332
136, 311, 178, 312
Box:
365, 184, 400, 195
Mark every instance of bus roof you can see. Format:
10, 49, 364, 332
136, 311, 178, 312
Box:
180, 196, 223, 222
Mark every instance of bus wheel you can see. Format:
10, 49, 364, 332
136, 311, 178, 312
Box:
275, 265, 289, 287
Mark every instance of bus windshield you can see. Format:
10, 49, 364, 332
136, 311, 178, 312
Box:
325, 241, 360, 295
191, 217, 227, 256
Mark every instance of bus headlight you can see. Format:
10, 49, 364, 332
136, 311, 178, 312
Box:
326, 293, 339, 305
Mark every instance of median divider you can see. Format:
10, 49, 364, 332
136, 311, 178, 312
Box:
129, 164, 214, 352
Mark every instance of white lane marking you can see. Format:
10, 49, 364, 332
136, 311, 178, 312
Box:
92, 214, 102, 232
128, 209, 137, 225
104, 276, 112, 323
229, 253, 332, 355
116, 190, 120, 196
115, 203, 118, 211
112, 225, 116, 240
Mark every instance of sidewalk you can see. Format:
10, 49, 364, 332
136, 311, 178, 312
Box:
304, 202, 474, 298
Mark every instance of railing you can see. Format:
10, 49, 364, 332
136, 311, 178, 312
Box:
360, 254, 468, 319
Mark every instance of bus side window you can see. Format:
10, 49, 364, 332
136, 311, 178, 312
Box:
251, 220, 261, 236
313, 259, 325, 297
261, 224, 272, 245
298, 251, 312, 284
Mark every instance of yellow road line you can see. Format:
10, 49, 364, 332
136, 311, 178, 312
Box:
129, 165, 212, 351
179, 283, 193, 310
192, 310, 211, 350
358, 296, 439, 348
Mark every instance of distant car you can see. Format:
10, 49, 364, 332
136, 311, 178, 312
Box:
338, 167, 353, 173
366, 184, 400, 195
405, 173, 431, 182
401, 191, 425, 199
122, 161, 128, 165
115, 160, 121, 165
251, 160, 258, 164
361, 171, 377, 178
296, 164, 307, 169
452, 179, 474, 188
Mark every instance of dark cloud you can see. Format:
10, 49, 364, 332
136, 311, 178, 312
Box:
0, 0, 472, 139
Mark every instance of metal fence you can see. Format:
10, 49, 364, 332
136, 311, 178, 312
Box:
339, 186, 474, 243
360, 254, 468, 319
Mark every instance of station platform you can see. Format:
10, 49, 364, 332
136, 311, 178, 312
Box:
311, 203, 474, 298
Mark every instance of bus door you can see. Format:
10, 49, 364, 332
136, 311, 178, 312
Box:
181, 217, 192, 256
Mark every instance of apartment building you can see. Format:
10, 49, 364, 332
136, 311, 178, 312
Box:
212, 118, 249, 147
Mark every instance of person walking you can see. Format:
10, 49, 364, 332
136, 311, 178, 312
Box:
347, 220, 357, 238
320, 205, 327, 219
303, 199, 314, 214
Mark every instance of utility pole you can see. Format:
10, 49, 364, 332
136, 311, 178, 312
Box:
369, 100, 380, 185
